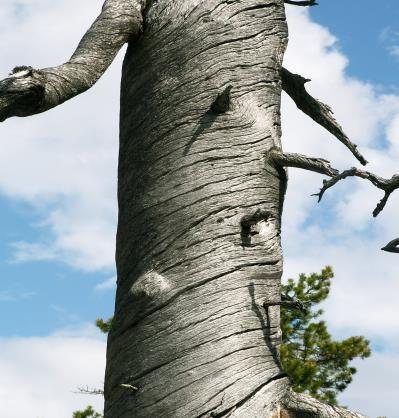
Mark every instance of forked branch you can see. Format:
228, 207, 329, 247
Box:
0, 0, 143, 122
271, 150, 399, 252
313, 167, 399, 217
281, 67, 368, 166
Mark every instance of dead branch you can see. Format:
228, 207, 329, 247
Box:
75, 386, 104, 396
270, 150, 399, 248
0, 0, 143, 122
264, 295, 307, 314
269, 149, 339, 177
312, 167, 399, 217
381, 238, 399, 254
281, 67, 368, 166
284, 0, 318, 6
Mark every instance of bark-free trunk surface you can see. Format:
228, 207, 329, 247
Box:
0, 0, 370, 416
105, 1, 290, 416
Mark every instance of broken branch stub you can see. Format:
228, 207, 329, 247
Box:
0, 68, 46, 121
269, 149, 339, 177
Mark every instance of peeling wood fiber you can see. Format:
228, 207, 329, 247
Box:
105, 0, 289, 416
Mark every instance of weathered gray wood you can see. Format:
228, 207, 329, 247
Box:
278, 389, 367, 418
269, 149, 339, 177
0, 0, 143, 121
105, 0, 290, 416
281, 67, 368, 166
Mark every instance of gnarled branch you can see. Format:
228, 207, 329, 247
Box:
281, 67, 368, 166
0, 0, 144, 122
313, 167, 399, 217
270, 150, 399, 251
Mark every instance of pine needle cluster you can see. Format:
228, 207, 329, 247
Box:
280, 266, 371, 404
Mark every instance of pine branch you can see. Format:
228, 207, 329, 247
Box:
281, 67, 368, 166
0, 0, 143, 122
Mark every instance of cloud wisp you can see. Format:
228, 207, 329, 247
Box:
0, 0, 122, 272
0, 324, 106, 418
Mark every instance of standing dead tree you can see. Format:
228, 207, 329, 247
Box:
1, 0, 398, 416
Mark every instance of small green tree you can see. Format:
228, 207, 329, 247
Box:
72, 405, 102, 418
280, 266, 371, 404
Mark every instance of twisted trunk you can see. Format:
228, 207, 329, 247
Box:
105, 1, 289, 416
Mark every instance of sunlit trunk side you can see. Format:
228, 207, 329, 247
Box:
105, 1, 290, 416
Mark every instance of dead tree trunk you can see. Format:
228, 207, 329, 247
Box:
3, 0, 398, 416
104, 1, 365, 416
106, 1, 289, 416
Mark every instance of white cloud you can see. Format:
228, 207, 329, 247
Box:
11, 241, 57, 263
0, 0, 121, 272
95, 275, 116, 292
378, 26, 399, 61
0, 290, 36, 302
339, 353, 399, 417
0, 324, 106, 418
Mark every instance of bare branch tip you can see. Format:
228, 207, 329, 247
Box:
120, 383, 138, 391
281, 67, 368, 166
381, 238, 399, 253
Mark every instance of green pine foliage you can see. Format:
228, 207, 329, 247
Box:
95, 317, 113, 334
280, 266, 371, 404
72, 405, 102, 418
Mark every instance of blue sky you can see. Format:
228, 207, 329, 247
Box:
0, 197, 115, 337
312, 0, 399, 87
1, 0, 399, 416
